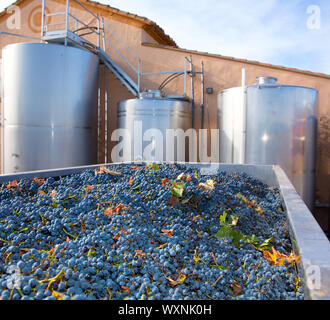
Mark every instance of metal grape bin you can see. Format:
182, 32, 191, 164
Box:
0, 162, 329, 300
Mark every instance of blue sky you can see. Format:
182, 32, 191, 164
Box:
1, 0, 329, 74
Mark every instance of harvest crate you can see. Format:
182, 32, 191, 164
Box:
1, 162, 329, 300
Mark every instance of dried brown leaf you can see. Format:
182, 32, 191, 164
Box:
230, 281, 243, 296
198, 182, 214, 191
121, 286, 131, 295
176, 173, 185, 180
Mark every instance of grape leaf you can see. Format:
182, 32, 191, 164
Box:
230, 281, 243, 296
262, 247, 285, 265
33, 177, 45, 184
169, 181, 185, 198
161, 229, 174, 238
168, 196, 180, 205
256, 237, 273, 250
146, 163, 160, 170
206, 179, 216, 188
176, 173, 185, 180
256, 206, 264, 214
52, 290, 65, 300
49, 189, 57, 199
121, 286, 131, 295
209, 265, 226, 271
128, 176, 134, 185
165, 273, 186, 287
95, 165, 122, 176
161, 178, 169, 186
181, 195, 193, 204
198, 182, 214, 191
7, 180, 18, 189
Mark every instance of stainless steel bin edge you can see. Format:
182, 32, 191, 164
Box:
272, 165, 330, 300
0, 162, 329, 300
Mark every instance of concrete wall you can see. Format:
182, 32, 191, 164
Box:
0, 0, 329, 230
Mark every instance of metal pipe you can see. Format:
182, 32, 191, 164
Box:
105, 68, 108, 163
68, 13, 98, 35
45, 22, 66, 27
241, 68, 246, 87
102, 23, 139, 59
184, 57, 187, 97
97, 71, 101, 163
190, 55, 194, 128
201, 61, 205, 130
73, 0, 99, 19
241, 69, 247, 164
103, 38, 138, 73
241, 86, 247, 164
45, 12, 66, 17
0, 32, 40, 41
141, 71, 185, 76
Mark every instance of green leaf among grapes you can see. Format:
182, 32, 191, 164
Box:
209, 264, 226, 271
255, 237, 274, 250
169, 181, 185, 198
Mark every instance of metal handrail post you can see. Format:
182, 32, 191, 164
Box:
102, 18, 106, 51
105, 69, 108, 163
65, 0, 70, 46
201, 61, 205, 130
184, 57, 187, 97
97, 16, 100, 48
41, 0, 46, 39
137, 59, 141, 94
190, 55, 194, 128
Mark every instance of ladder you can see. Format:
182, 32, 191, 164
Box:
40, 0, 204, 101
41, 0, 140, 97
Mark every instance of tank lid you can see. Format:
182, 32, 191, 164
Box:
256, 76, 278, 85
139, 90, 163, 99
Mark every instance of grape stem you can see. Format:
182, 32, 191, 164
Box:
38, 267, 65, 290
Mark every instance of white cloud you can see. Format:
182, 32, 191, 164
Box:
0, 0, 16, 12
0, 0, 329, 73
104, 0, 330, 73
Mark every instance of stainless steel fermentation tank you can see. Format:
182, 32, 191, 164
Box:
115, 91, 193, 162
1, 42, 99, 173
218, 76, 318, 211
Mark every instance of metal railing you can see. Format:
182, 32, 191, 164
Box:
40, 0, 206, 99
41, 0, 140, 93
101, 18, 141, 92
